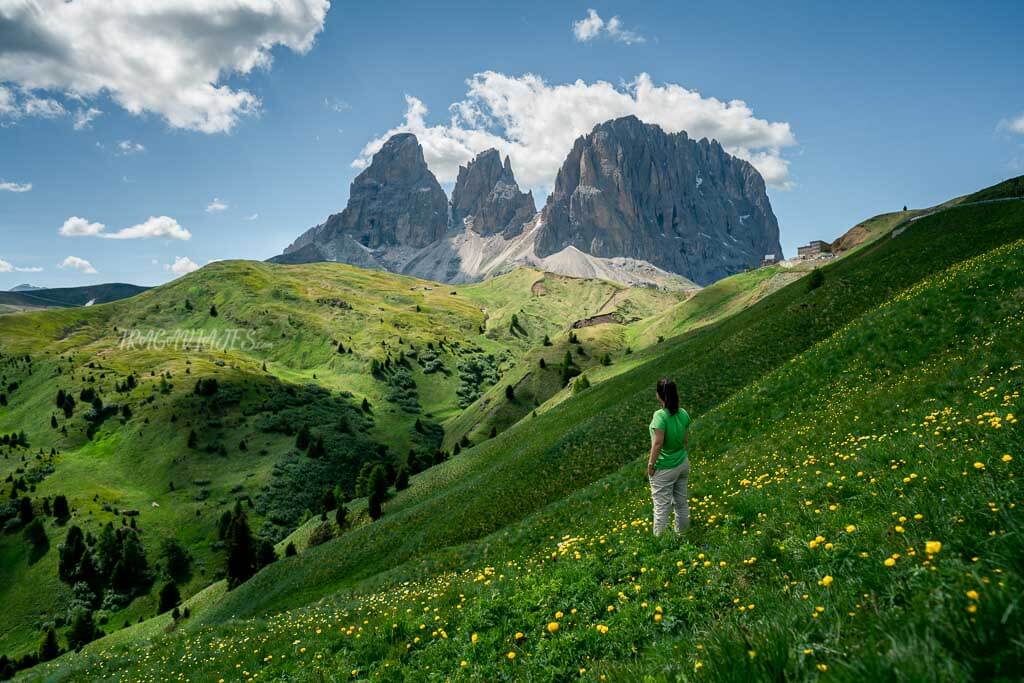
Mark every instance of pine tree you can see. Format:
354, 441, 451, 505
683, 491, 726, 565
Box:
62, 394, 76, 418
285, 541, 297, 557
209, 304, 218, 317
542, 334, 552, 346
93, 523, 120, 578
24, 518, 46, 548
505, 385, 515, 401
158, 581, 180, 614
539, 357, 547, 369
58, 525, 87, 583
187, 430, 197, 449
112, 532, 148, 592
295, 425, 311, 450
51, 414, 58, 429
394, 465, 410, 491
367, 465, 387, 520
225, 507, 254, 589
38, 625, 59, 662
18, 496, 32, 525
335, 505, 349, 530
53, 494, 70, 520
355, 462, 375, 497
66, 607, 97, 650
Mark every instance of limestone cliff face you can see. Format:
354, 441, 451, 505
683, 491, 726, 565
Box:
274, 120, 783, 288
450, 149, 535, 237
534, 116, 781, 285
281, 133, 448, 257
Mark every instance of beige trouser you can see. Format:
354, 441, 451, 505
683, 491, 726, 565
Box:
649, 459, 690, 535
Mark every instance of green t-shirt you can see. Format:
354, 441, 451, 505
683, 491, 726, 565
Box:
649, 408, 690, 469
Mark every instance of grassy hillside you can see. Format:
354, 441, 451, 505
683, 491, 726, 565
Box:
0, 284, 148, 311
32, 199, 1024, 681
0, 261, 677, 666
175, 200, 1022, 625
964, 173, 1024, 202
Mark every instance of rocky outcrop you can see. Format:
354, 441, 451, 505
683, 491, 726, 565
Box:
273, 120, 784, 289
279, 133, 448, 258
534, 116, 781, 285
451, 149, 536, 237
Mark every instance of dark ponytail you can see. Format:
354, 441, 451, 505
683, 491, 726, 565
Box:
656, 378, 679, 415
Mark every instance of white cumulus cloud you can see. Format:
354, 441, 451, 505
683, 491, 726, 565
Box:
0, 179, 31, 192
59, 216, 106, 237
0, 258, 42, 273
354, 72, 797, 191
59, 215, 191, 240
246, 212, 259, 221
164, 256, 201, 276
117, 140, 145, 155
572, 9, 645, 44
59, 256, 97, 274
107, 216, 191, 240
0, 0, 330, 133
206, 198, 228, 213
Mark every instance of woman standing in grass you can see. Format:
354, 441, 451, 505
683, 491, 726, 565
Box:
647, 378, 691, 535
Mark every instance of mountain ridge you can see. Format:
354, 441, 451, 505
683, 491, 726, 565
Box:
272, 116, 782, 287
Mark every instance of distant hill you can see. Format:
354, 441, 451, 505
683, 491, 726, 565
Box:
0, 282, 148, 311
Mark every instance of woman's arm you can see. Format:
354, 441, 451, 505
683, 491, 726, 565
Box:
648, 429, 664, 477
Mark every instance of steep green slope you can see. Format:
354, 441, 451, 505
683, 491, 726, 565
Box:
964, 173, 1024, 202
115, 201, 1024, 636
0, 262, 672, 665
39, 203, 1024, 681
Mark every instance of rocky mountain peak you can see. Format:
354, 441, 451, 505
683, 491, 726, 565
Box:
535, 117, 781, 285
451, 148, 536, 237
279, 133, 448, 257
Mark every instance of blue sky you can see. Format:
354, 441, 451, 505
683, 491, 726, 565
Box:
1, 0, 1022, 288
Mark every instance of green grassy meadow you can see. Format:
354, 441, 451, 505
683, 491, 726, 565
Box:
2, 182, 1022, 681
0, 261, 681, 667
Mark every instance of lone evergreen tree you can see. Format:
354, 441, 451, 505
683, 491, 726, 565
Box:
58, 525, 87, 582
24, 517, 47, 548
394, 465, 410, 491
66, 607, 97, 650
53, 494, 70, 520
158, 580, 181, 614
505, 384, 515, 401
18, 496, 32, 524
209, 304, 218, 317
225, 506, 255, 589
38, 625, 59, 662
367, 465, 387, 520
